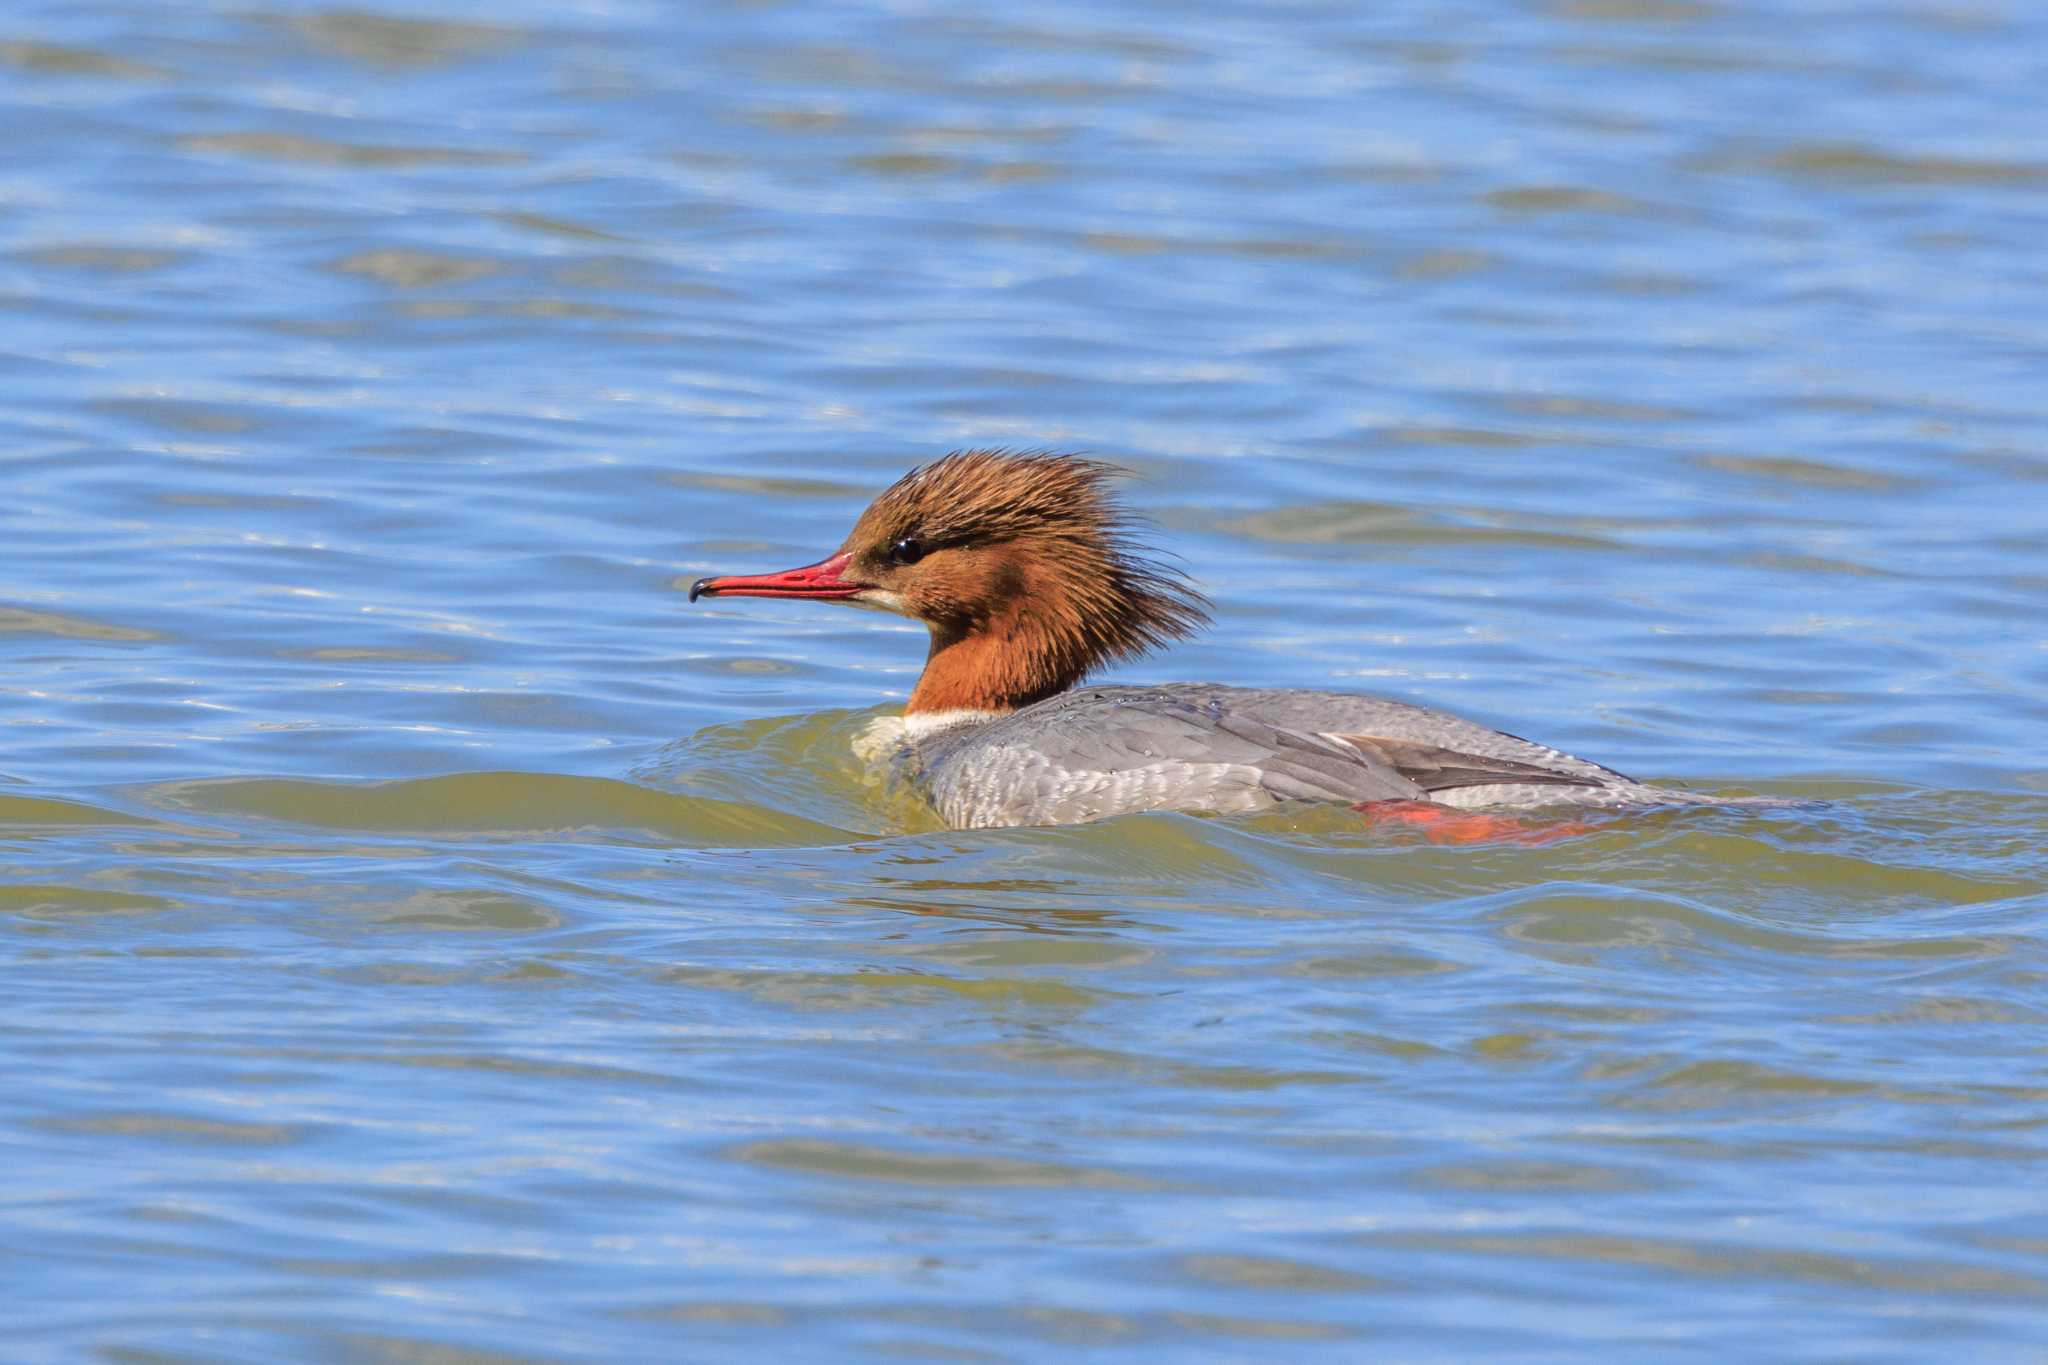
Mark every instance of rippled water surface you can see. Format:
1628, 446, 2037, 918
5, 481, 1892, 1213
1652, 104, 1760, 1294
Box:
5, 0, 2047, 1357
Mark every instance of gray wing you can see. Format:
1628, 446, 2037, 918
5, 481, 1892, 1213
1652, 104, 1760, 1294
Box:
1114, 685, 1638, 784
1327, 733, 1612, 794
914, 687, 1609, 828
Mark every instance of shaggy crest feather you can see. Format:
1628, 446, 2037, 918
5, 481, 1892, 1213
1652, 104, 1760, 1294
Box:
846, 451, 1210, 711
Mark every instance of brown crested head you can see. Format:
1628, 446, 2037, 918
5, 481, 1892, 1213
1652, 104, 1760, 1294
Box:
837, 451, 1209, 711
692, 450, 1208, 714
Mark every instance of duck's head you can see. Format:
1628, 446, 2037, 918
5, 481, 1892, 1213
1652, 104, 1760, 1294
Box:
691, 450, 1209, 713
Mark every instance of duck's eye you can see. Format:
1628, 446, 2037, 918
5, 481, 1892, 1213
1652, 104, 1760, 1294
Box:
889, 537, 925, 566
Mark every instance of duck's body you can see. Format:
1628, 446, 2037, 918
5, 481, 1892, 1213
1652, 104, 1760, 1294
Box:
874, 685, 1696, 830
692, 451, 1764, 831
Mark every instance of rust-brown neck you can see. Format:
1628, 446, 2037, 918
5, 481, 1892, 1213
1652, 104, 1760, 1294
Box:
905, 604, 1082, 715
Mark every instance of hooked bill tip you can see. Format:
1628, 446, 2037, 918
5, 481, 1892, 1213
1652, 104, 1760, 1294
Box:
688, 576, 717, 603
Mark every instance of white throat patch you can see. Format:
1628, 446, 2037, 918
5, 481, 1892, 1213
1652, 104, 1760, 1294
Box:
846, 588, 912, 616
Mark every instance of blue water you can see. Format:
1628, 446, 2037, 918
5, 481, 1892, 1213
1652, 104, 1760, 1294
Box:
3, 0, 2047, 1358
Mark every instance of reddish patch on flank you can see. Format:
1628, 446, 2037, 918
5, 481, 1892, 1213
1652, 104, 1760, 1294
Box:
1352, 799, 1598, 846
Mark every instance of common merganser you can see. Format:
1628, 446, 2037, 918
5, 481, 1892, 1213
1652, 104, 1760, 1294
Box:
691, 451, 1766, 831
